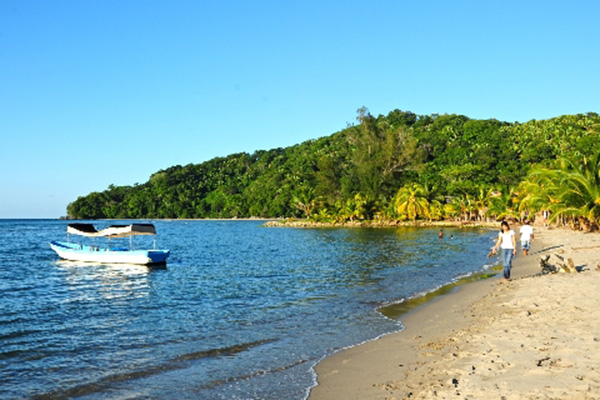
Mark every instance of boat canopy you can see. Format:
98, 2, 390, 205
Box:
67, 223, 157, 238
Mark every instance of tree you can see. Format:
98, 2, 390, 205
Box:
524, 150, 600, 230
348, 107, 420, 199
338, 193, 370, 222
292, 186, 319, 219
486, 187, 517, 221
393, 184, 430, 221
64, 111, 600, 222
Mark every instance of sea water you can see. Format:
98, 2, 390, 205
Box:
0, 220, 497, 399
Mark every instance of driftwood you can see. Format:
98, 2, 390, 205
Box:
539, 254, 578, 274
571, 245, 600, 251
539, 255, 556, 274
555, 253, 578, 273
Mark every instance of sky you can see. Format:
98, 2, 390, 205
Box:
1, 1, 599, 218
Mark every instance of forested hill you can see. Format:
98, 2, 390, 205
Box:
66, 109, 600, 220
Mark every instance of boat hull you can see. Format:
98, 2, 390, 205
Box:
50, 241, 170, 265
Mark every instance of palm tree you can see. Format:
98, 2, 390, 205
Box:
422, 183, 445, 222
464, 194, 478, 221
446, 194, 473, 222
519, 150, 600, 229
428, 199, 445, 221
443, 200, 461, 221
472, 186, 498, 222
548, 151, 600, 229
393, 183, 430, 221
486, 187, 517, 221
515, 172, 557, 220
312, 207, 335, 223
337, 193, 369, 222
292, 186, 319, 219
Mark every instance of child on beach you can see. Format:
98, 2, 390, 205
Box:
520, 220, 534, 255
491, 221, 517, 280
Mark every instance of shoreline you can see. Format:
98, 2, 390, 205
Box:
264, 219, 499, 229
56, 217, 495, 227
308, 226, 600, 399
51, 216, 501, 229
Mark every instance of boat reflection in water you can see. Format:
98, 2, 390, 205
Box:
55, 259, 159, 304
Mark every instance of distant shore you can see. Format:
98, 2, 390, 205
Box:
263, 219, 499, 229
61, 217, 499, 228
60, 217, 274, 222
309, 226, 600, 399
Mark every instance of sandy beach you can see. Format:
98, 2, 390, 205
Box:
309, 226, 600, 400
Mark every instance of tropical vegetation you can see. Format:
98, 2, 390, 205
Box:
66, 109, 600, 230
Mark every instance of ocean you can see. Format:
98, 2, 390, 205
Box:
0, 219, 497, 399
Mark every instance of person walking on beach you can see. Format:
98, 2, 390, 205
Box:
491, 221, 517, 280
520, 219, 534, 255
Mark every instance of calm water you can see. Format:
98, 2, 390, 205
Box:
0, 220, 497, 399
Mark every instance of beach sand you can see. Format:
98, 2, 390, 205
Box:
309, 226, 600, 400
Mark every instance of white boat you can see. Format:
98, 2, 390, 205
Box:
50, 223, 170, 265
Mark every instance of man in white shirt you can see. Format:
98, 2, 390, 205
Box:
520, 220, 534, 256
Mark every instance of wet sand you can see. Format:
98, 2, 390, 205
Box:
309, 226, 600, 399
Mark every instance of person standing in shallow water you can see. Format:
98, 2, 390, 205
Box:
491, 221, 517, 280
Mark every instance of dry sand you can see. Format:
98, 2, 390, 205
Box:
309, 226, 600, 400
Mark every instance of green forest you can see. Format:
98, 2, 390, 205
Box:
66, 108, 600, 229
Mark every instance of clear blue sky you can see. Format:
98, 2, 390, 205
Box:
1, 0, 599, 218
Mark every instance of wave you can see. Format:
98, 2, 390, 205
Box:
32, 338, 279, 400
200, 358, 310, 390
